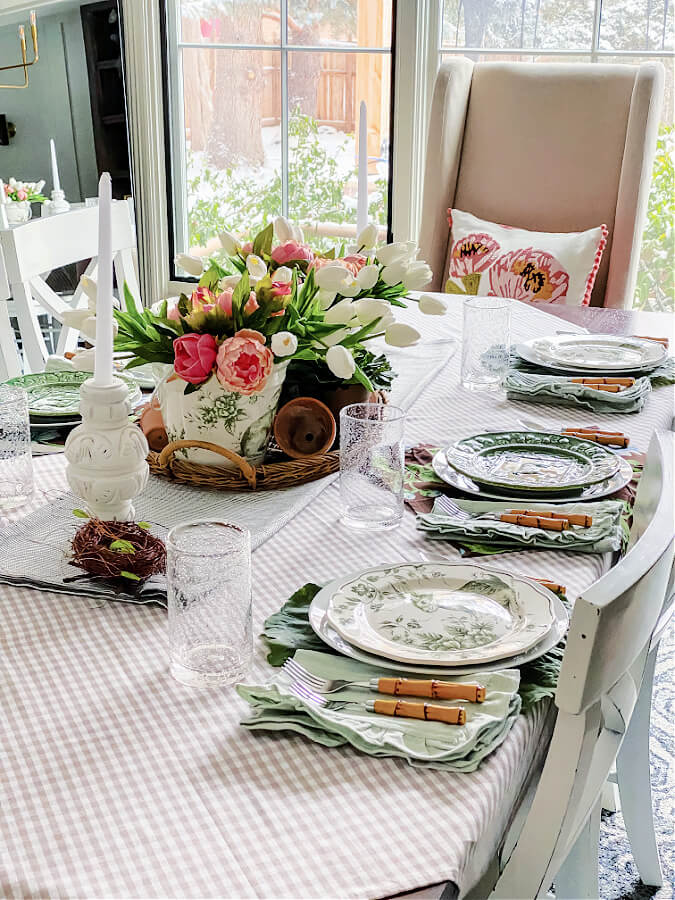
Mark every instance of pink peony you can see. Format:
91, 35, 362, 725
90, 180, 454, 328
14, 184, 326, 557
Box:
173, 333, 218, 384
270, 241, 314, 265
488, 248, 569, 303
16, 189, 28, 201
216, 329, 274, 395
216, 288, 259, 316
449, 233, 501, 278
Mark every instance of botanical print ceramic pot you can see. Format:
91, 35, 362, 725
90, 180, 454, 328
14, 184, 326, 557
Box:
6, 201, 31, 225
157, 361, 289, 467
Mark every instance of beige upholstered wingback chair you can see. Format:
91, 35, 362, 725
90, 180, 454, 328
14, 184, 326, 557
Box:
419, 60, 664, 308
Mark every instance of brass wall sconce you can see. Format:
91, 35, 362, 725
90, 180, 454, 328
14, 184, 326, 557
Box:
1, 11, 39, 90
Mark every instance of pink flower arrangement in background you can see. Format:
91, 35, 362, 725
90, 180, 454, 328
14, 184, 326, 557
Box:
311, 254, 366, 278
173, 333, 218, 384
216, 329, 274, 395
449, 233, 501, 277
488, 248, 569, 303
270, 241, 314, 265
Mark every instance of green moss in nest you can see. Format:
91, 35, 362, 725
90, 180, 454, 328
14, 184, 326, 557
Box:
70, 518, 166, 582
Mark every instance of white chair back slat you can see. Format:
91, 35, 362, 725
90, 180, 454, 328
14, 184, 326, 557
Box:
492, 432, 674, 898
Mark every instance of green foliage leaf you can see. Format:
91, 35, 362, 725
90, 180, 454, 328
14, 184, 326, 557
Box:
123, 282, 141, 316
110, 539, 135, 554
252, 222, 274, 257
72, 508, 89, 519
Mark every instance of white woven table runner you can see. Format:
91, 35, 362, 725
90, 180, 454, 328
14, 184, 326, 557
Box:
1, 301, 673, 899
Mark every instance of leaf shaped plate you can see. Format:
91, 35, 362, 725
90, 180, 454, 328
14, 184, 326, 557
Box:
516, 334, 666, 373
445, 431, 620, 492
5, 371, 142, 417
325, 562, 555, 665
310, 573, 568, 675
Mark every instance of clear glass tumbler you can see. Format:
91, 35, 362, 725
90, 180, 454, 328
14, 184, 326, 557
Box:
339, 402, 406, 531
0, 386, 33, 511
167, 521, 252, 688
461, 297, 511, 391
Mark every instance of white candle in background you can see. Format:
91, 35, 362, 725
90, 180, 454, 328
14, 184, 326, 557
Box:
356, 100, 368, 236
49, 138, 61, 192
93, 172, 114, 387
0, 179, 8, 230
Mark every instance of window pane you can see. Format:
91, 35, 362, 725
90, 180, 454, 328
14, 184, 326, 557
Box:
178, 0, 281, 46
287, 51, 390, 248
179, 48, 282, 255
287, 0, 392, 48
599, 0, 673, 50
441, 0, 595, 50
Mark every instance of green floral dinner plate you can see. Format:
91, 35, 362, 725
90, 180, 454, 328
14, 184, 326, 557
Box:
325, 562, 555, 666
516, 334, 666, 374
310, 572, 569, 675
5, 371, 142, 417
445, 431, 620, 493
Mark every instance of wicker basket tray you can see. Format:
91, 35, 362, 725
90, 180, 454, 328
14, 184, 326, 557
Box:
147, 439, 339, 491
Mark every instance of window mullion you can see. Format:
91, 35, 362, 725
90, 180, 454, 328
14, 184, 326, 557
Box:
281, 0, 289, 217
591, 0, 603, 60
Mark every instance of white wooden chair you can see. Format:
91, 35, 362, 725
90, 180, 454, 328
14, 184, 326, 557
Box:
0, 200, 140, 379
459, 431, 674, 899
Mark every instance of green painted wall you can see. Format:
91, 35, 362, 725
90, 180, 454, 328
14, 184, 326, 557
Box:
0, 5, 98, 201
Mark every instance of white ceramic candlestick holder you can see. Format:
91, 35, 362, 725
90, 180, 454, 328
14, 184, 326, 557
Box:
46, 189, 70, 215
65, 377, 149, 521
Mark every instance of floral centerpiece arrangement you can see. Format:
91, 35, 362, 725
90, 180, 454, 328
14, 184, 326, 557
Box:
3, 177, 47, 224
115, 218, 445, 466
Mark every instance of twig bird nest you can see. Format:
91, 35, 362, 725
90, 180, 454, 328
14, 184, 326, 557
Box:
70, 518, 166, 582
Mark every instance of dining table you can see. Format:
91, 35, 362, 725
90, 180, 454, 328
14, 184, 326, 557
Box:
1, 298, 673, 900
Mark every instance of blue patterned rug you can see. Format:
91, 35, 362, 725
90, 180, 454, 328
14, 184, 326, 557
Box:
598, 620, 673, 899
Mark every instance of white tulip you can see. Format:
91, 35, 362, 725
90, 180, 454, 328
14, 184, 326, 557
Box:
219, 230, 240, 255
404, 241, 419, 261
61, 308, 91, 330
175, 253, 204, 277
402, 261, 433, 291
326, 345, 356, 380
314, 327, 349, 348
71, 347, 96, 372
273, 265, 293, 284
324, 299, 356, 325
385, 323, 421, 347
356, 264, 380, 291
220, 273, 242, 290
79, 316, 99, 341
291, 223, 305, 243
35, 179, 45, 194
79, 275, 97, 304
274, 216, 293, 243
246, 254, 268, 283
314, 263, 351, 292
376, 242, 410, 266
356, 223, 379, 251
317, 289, 337, 310
418, 293, 447, 315
271, 331, 298, 357
337, 276, 361, 298
381, 261, 407, 286
355, 298, 394, 328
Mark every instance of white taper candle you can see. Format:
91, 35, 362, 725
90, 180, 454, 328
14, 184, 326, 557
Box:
356, 100, 368, 236
93, 172, 114, 387
49, 138, 61, 192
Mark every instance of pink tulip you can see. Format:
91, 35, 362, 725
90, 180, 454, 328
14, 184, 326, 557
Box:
173, 333, 218, 384
216, 329, 274, 395
216, 288, 258, 316
241, 241, 254, 255
270, 241, 314, 265
190, 286, 217, 309
271, 281, 292, 297
167, 304, 181, 321
16, 189, 28, 201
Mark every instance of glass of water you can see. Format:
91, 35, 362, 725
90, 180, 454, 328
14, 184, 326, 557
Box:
339, 402, 406, 531
167, 521, 252, 688
461, 297, 511, 391
0, 386, 33, 511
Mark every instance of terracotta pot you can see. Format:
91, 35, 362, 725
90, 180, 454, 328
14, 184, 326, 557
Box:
138, 397, 168, 452
274, 397, 336, 459
320, 384, 370, 421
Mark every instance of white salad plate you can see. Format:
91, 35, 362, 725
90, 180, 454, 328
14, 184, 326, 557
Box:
432, 449, 632, 502
324, 562, 556, 666
309, 570, 568, 675
515, 334, 666, 374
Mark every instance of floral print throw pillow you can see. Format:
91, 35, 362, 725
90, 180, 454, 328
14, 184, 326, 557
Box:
445, 209, 608, 306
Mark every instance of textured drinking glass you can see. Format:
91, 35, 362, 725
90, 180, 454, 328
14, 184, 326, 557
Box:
461, 297, 511, 391
167, 521, 252, 688
339, 403, 405, 531
0, 386, 33, 511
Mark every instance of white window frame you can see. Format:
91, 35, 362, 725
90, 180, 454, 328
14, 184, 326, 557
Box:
120, 0, 440, 302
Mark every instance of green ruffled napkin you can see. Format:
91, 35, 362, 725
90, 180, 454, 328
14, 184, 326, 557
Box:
237, 649, 522, 771
417, 497, 624, 554
505, 355, 675, 414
